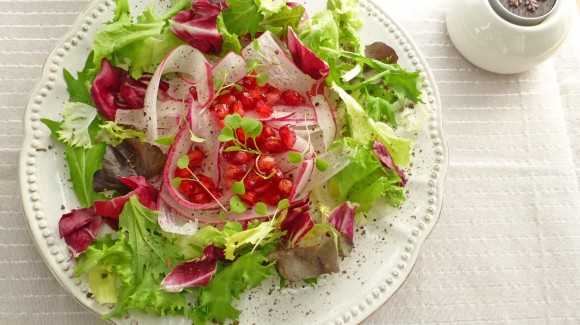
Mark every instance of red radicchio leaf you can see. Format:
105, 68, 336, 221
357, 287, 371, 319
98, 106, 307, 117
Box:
58, 208, 103, 257
287, 27, 329, 80
94, 176, 159, 219
169, 0, 226, 54
328, 201, 356, 242
161, 244, 223, 292
280, 197, 314, 247
328, 201, 357, 257
372, 140, 407, 187
90, 59, 148, 120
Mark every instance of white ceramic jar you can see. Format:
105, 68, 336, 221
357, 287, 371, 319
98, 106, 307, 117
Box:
446, 0, 575, 74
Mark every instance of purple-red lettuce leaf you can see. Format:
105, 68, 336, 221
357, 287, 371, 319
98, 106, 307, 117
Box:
93, 138, 166, 193
161, 244, 224, 292
59, 207, 103, 257
90, 59, 151, 121
287, 27, 329, 80
372, 140, 407, 186
169, 0, 226, 54
269, 235, 340, 282
94, 176, 159, 219
280, 197, 314, 248
328, 201, 357, 257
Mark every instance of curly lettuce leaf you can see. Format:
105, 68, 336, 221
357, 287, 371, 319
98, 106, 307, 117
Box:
221, 0, 263, 36
216, 13, 242, 55
297, 10, 339, 62
57, 102, 98, 149
328, 140, 405, 212
189, 247, 277, 325
96, 121, 147, 146
41, 118, 106, 207
332, 83, 412, 166
93, 0, 189, 78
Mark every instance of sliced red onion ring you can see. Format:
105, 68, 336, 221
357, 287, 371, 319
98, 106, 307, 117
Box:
310, 93, 337, 151
141, 45, 214, 141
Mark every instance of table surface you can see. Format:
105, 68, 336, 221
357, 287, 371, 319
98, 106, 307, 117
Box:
2, 1, 580, 324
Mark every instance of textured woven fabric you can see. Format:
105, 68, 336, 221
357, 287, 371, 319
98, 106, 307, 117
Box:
2, 1, 580, 324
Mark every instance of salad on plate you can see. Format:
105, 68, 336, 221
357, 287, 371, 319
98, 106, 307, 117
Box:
42, 0, 425, 323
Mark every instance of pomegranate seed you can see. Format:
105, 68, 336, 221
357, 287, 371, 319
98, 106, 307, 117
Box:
265, 91, 280, 105
217, 119, 225, 129
175, 168, 192, 179
212, 103, 231, 119
277, 178, 293, 197
242, 76, 258, 90
255, 100, 273, 118
270, 165, 284, 180
187, 150, 205, 168
236, 128, 246, 142
209, 188, 222, 199
261, 137, 286, 154
178, 179, 199, 196
225, 162, 246, 180
243, 172, 266, 190
256, 125, 276, 144
262, 191, 282, 206
249, 90, 265, 101
216, 94, 236, 106
189, 191, 210, 204
225, 178, 236, 190
281, 90, 305, 106
239, 191, 258, 207
256, 155, 276, 173
278, 125, 296, 149
232, 100, 244, 116
254, 180, 274, 194
196, 174, 216, 190
238, 92, 255, 111
232, 151, 253, 165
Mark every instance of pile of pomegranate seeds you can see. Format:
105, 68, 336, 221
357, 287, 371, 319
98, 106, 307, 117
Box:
210, 76, 306, 128
174, 149, 222, 204
175, 75, 308, 208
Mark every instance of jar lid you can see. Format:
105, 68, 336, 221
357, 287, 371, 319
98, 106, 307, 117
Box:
489, 0, 558, 26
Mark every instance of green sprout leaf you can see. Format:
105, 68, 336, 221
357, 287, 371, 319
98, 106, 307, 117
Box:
315, 157, 329, 171
240, 118, 263, 138
246, 58, 261, 73
154, 134, 175, 145
230, 196, 248, 213
277, 199, 290, 211
177, 155, 190, 169
253, 39, 259, 51
233, 84, 243, 92
232, 181, 246, 195
256, 71, 269, 86
254, 202, 268, 216
224, 114, 242, 129
218, 127, 236, 142
190, 132, 206, 143
288, 152, 303, 163
224, 146, 243, 152
172, 177, 183, 188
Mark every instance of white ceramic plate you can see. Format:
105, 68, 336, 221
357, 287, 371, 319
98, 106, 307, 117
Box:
19, 0, 447, 324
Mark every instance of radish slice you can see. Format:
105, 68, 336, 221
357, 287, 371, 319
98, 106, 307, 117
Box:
158, 199, 199, 235
212, 52, 247, 86
310, 93, 337, 151
142, 45, 214, 141
241, 31, 314, 98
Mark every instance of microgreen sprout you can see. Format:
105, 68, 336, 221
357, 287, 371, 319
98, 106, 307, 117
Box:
173, 155, 227, 212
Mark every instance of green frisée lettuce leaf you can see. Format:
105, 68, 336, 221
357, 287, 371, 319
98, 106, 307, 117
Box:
58, 102, 98, 149
221, 0, 263, 36
297, 10, 339, 62
96, 121, 147, 146
41, 118, 107, 207
327, 140, 405, 213
189, 247, 277, 325
332, 83, 412, 166
217, 14, 242, 55
92, 0, 189, 78
76, 196, 186, 319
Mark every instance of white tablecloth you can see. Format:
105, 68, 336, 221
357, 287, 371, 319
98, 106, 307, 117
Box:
2, 1, 579, 324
